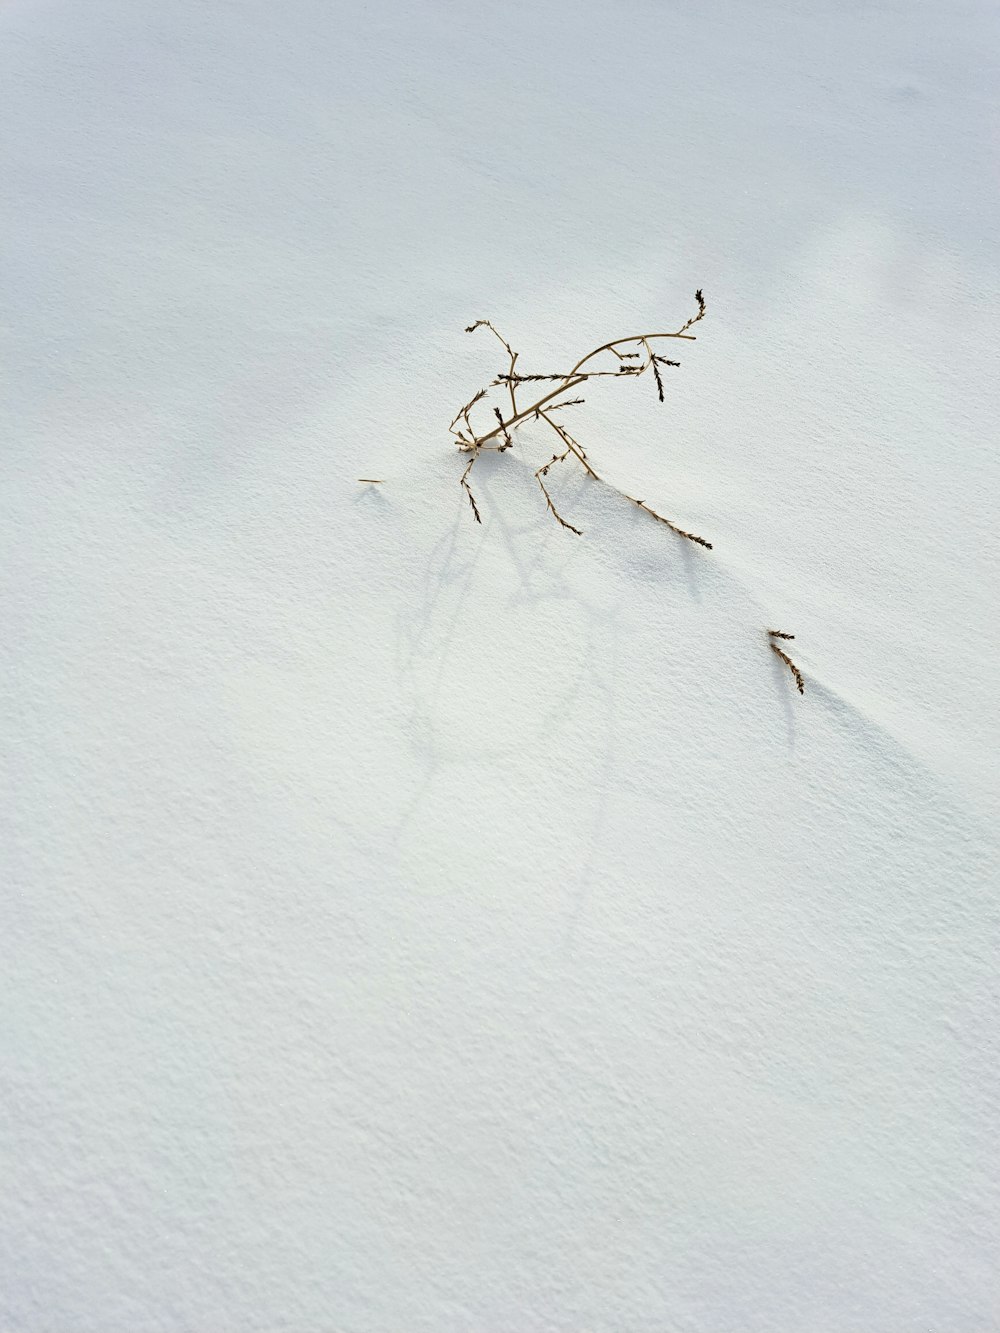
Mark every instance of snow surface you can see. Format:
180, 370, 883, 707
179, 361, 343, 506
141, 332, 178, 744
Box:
2, 1, 999, 1329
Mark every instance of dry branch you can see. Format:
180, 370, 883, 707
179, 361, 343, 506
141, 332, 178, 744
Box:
359, 285, 810, 712
460, 457, 481, 524
768, 631, 805, 694
535, 450, 582, 535
450, 292, 712, 550
626, 497, 713, 548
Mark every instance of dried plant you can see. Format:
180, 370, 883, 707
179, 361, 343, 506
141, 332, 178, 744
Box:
363, 289, 813, 708
450, 291, 711, 549
768, 630, 805, 694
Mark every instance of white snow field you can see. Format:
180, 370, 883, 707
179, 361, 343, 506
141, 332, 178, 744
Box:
2, 1, 998, 1329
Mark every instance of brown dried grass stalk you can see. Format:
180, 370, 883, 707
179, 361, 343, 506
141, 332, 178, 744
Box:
768, 631, 805, 694
451, 291, 709, 548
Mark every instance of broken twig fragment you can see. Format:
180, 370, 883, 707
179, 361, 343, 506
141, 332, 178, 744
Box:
768, 630, 805, 694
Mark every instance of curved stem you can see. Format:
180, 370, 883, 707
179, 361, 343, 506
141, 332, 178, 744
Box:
462, 330, 696, 451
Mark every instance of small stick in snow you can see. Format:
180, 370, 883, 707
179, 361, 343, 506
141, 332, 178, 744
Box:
460, 456, 481, 524
626, 496, 713, 549
768, 630, 805, 694
535, 449, 582, 535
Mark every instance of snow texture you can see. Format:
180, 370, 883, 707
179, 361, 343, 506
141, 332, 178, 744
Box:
2, 1, 998, 1329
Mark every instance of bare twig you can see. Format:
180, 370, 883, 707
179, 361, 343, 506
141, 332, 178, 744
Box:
537, 409, 600, 480
460, 456, 481, 524
448, 387, 488, 437
493, 406, 513, 449
450, 293, 714, 553
650, 353, 665, 402
535, 450, 582, 535
626, 496, 713, 548
363, 287, 813, 710
464, 307, 701, 453
768, 631, 804, 694
466, 320, 520, 421
676, 288, 706, 335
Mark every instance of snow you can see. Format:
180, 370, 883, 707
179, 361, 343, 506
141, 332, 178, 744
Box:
2, 1, 998, 1329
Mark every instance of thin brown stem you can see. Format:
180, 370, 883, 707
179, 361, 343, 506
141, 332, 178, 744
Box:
448, 386, 488, 440
466, 304, 700, 451
535, 450, 582, 535
537, 410, 601, 480
466, 320, 520, 421
768, 632, 804, 693
493, 406, 513, 448
625, 496, 713, 549
677, 288, 706, 334
460, 456, 481, 524
643, 338, 665, 402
